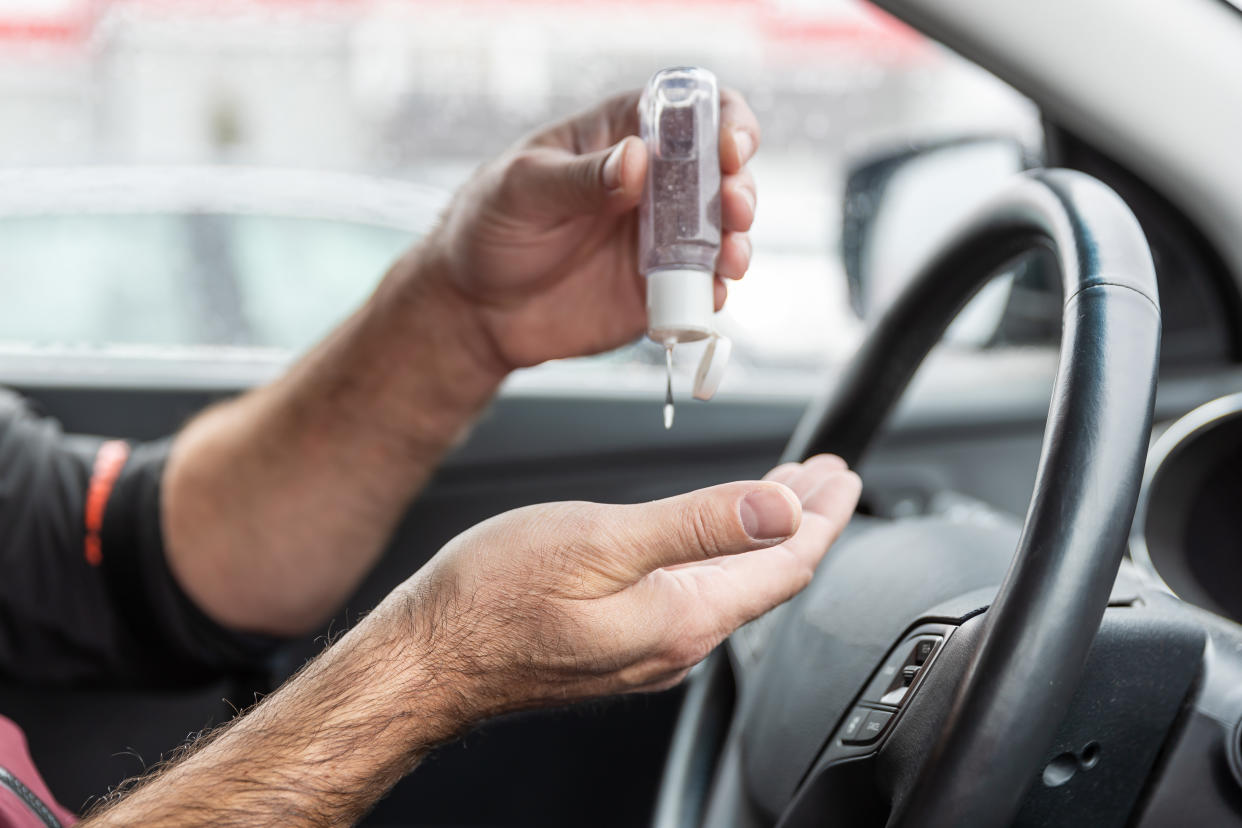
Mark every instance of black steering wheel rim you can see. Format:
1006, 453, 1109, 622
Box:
656, 169, 1160, 828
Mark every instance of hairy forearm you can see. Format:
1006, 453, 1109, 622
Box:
162, 246, 507, 635
80, 596, 465, 827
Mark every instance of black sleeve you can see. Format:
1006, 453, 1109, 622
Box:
0, 389, 281, 688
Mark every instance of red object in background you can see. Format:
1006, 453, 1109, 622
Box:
0, 0, 95, 44
761, 4, 926, 58
0, 0, 926, 57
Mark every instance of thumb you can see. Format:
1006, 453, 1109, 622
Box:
615, 481, 802, 578
507, 135, 645, 218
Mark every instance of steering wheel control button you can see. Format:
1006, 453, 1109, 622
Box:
863, 631, 946, 705
856, 709, 894, 744
839, 707, 869, 743
864, 653, 908, 701
880, 685, 910, 706
840, 706, 893, 746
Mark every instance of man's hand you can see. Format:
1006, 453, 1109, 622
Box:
416, 88, 760, 370
389, 454, 860, 718
163, 87, 759, 637
82, 458, 859, 827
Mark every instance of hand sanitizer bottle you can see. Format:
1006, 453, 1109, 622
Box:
638, 66, 732, 429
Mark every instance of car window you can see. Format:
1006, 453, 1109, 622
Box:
228, 216, 415, 349
0, 0, 1041, 392
0, 215, 192, 347
0, 213, 415, 351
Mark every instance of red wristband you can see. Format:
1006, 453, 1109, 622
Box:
84, 440, 130, 566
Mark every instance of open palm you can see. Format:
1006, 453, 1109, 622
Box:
404, 455, 860, 717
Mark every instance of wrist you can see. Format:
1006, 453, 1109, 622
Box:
379, 233, 511, 387
296, 600, 475, 750
289, 238, 509, 459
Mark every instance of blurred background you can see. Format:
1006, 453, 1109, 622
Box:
0, 0, 1040, 392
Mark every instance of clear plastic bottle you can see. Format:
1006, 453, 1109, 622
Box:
638, 66, 722, 346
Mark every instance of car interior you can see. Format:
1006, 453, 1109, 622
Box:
2, 0, 1242, 826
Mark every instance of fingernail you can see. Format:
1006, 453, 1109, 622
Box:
733, 130, 753, 164
740, 185, 756, 214
740, 486, 799, 541
603, 141, 627, 191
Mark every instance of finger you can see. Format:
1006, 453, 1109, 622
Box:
675, 543, 817, 635
722, 168, 757, 232
803, 469, 863, 520
601, 90, 642, 144
672, 466, 858, 576
783, 454, 850, 502
714, 275, 727, 311
716, 233, 751, 281
719, 87, 761, 174
763, 462, 803, 486
617, 481, 802, 575
784, 477, 862, 566
503, 136, 646, 219
526, 90, 642, 152
531, 87, 755, 173
696, 477, 859, 624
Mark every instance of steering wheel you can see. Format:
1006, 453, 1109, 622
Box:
653, 169, 1160, 828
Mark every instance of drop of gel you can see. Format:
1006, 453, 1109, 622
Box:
664, 343, 675, 430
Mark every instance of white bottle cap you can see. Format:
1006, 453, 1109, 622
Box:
692, 334, 731, 401
646, 268, 714, 345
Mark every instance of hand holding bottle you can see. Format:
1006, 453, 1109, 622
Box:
399, 86, 759, 375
